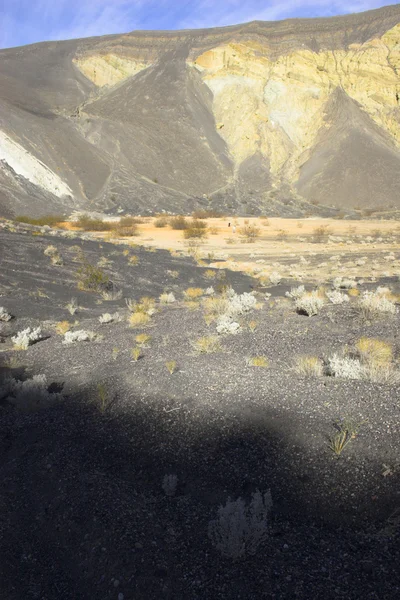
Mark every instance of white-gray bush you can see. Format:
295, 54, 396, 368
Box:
66, 298, 78, 315
332, 277, 357, 290
0, 374, 61, 406
99, 312, 121, 324
328, 354, 365, 380
11, 327, 43, 350
358, 289, 397, 318
216, 315, 241, 335
295, 292, 324, 316
326, 290, 349, 305
269, 272, 282, 285
0, 306, 12, 322
285, 285, 305, 300
208, 490, 272, 559
215, 289, 257, 335
63, 330, 97, 344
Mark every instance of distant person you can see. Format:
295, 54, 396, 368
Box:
232, 225, 236, 233
228, 222, 231, 227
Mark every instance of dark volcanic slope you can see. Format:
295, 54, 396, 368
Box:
1, 5, 400, 216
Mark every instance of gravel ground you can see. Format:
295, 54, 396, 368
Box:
1, 226, 399, 599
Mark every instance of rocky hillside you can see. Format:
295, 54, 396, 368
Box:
1, 4, 400, 216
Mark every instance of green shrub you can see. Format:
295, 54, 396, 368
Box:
76, 214, 112, 231
77, 262, 110, 292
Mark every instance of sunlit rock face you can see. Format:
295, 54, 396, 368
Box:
1, 5, 400, 216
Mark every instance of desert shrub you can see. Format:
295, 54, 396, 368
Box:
358, 289, 397, 319
295, 291, 324, 316
77, 262, 109, 292
248, 356, 269, 367
294, 356, 323, 377
101, 288, 122, 301
169, 216, 188, 230
332, 277, 357, 290
204, 269, 217, 280
12, 327, 43, 350
154, 216, 169, 227
183, 219, 208, 239
99, 312, 121, 324
208, 490, 272, 559
216, 315, 241, 335
276, 229, 288, 241
0, 374, 61, 407
328, 354, 365, 380
269, 272, 282, 285
0, 307, 12, 322
15, 215, 65, 226
240, 224, 260, 243
326, 290, 349, 304
128, 255, 139, 265
129, 312, 151, 327
192, 335, 222, 354
76, 214, 112, 231
159, 292, 176, 304
63, 330, 97, 344
111, 216, 138, 237
285, 285, 305, 299
312, 225, 331, 243
43, 245, 58, 257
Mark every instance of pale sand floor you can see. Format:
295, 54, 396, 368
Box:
62, 216, 400, 284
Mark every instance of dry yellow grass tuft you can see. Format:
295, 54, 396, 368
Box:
166, 360, 177, 374
128, 255, 139, 265
348, 288, 360, 297
192, 335, 222, 354
355, 337, 393, 367
129, 313, 150, 327
294, 356, 323, 377
131, 346, 142, 361
184, 287, 203, 300
248, 356, 269, 367
56, 321, 71, 335
135, 333, 151, 346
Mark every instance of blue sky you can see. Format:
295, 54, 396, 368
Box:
1, 0, 398, 49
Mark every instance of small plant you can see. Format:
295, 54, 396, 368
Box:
162, 474, 178, 496
76, 214, 112, 231
248, 356, 269, 367
358, 289, 397, 319
129, 312, 151, 327
166, 360, 177, 375
159, 292, 176, 304
128, 255, 139, 266
43, 245, 58, 257
192, 335, 222, 354
326, 290, 349, 304
208, 490, 272, 559
285, 285, 305, 299
328, 418, 361, 457
135, 333, 151, 346
0, 307, 12, 322
56, 321, 71, 335
101, 288, 122, 301
216, 315, 241, 335
312, 225, 331, 243
97, 383, 111, 413
112, 347, 120, 360
276, 229, 288, 241
12, 327, 43, 350
248, 320, 257, 332
66, 297, 78, 315
15, 214, 65, 226
294, 356, 323, 377
131, 346, 142, 361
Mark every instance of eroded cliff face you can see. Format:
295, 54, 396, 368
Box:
189, 24, 400, 182
73, 54, 151, 87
